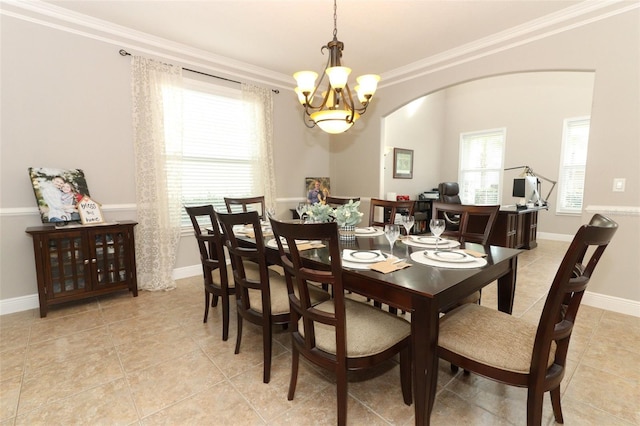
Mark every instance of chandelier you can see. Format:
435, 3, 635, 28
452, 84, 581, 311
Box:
293, 0, 380, 134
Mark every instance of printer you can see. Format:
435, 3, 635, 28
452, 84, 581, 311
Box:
418, 190, 439, 200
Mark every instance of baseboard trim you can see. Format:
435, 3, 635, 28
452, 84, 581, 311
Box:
582, 291, 640, 318
3, 270, 638, 318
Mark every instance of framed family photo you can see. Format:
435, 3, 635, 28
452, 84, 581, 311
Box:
28, 167, 91, 224
393, 148, 413, 179
305, 177, 331, 204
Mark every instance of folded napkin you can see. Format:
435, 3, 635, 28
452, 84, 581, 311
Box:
296, 242, 325, 251
370, 258, 411, 274
462, 249, 487, 258
245, 230, 273, 239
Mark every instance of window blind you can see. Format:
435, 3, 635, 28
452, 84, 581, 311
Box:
556, 117, 590, 214
174, 80, 259, 225
459, 129, 506, 205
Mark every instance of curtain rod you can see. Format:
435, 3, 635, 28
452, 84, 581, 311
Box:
119, 49, 279, 94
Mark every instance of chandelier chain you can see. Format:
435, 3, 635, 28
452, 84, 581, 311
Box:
333, 0, 338, 39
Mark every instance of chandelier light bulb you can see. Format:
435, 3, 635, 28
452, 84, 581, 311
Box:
356, 74, 380, 99
293, 71, 318, 94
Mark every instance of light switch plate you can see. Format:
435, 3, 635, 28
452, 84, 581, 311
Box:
613, 178, 626, 192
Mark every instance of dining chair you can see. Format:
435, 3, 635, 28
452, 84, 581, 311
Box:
438, 214, 618, 426
185, 205, 238, 341
269, 219, 412, 426
437, 182, 462, 231
368, 198, 415, 228
431, 202, 500, 245
432, 202, 501, 311
325, 196, 360, 207
224, 195, 266, 219
216, 210, 329, 383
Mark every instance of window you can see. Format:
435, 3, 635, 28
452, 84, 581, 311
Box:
170, 79, 261, 226
556, 117, 590, 214
458, 129, 506, 205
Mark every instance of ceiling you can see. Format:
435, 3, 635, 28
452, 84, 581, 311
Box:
24, 1, 618, 85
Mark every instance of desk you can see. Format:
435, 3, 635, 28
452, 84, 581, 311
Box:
244, 232, 521, 425
489, 206, 547, 249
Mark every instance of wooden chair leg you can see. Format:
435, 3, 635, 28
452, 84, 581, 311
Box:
263, 322, 272, 383
550, 386, 564, 424
288, 345, 299, 400
336, 366, 348, 426
212, 294, 219, 307
526, 388, 544, 426
203, 291, 210, 323
221, 295, 230, 341
234, 312, 243, 354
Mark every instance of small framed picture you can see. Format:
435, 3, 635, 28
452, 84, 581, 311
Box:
393, 148, 413, 179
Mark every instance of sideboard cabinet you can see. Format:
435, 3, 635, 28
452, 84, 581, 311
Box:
26, 221, 138, 317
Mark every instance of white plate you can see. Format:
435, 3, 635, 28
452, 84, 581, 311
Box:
355, 227, 376, 234
342, 250, 387, 263
424, 250, 476, 263
406, 236, 460, 248
412, 236, 440, 244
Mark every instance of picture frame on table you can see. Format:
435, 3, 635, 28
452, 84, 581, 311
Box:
28, 167, 91, 224
393, 148, 413, 179
305, 177, 331, 204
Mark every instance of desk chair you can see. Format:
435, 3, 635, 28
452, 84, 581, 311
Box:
224, 196, 266, 219
270, 219, 412, 426
368, 198, 415, 228
438, 214, 618, 425
438, 182, 462, 231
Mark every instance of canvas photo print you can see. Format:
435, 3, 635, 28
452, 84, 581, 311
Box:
305, 177, 330, 204
28, 167, 91, 223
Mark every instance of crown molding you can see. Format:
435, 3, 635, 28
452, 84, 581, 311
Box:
380, 0, 640, 87
2, 0, 638, 91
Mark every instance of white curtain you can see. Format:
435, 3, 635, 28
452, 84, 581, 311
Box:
131, 56, 183, 291
241, 83, 277, 211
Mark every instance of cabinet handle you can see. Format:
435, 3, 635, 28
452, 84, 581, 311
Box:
84, 259, 89, 265
91, 258, 97, 263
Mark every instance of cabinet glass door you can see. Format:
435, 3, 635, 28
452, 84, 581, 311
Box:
46, 232, 86, 297
92, 229, 129, 289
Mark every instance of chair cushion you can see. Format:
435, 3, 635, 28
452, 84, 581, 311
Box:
300, 299, 411, 358
438, 303, 556, 374
248, 276, 330, 315
211, 267, 235, 289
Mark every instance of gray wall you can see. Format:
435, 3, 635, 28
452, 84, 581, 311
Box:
1, 6, 638, 311
331, 9, 640, 304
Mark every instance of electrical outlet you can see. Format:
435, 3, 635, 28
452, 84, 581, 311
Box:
613, 178, 626, 192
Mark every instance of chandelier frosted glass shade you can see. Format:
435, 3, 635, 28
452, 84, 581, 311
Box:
310, 110, 361, 134
293, 0, 379, 134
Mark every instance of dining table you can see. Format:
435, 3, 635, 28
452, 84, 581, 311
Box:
238, 223, 522, 425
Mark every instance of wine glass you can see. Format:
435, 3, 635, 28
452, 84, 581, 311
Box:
400, 215, 415, 237
266, 207, 276, 219
384, 224, 401, 255
429, 218, 445, 250
296, 202, 307, 223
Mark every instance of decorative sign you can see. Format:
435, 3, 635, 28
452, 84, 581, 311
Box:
77, 196, 104, 225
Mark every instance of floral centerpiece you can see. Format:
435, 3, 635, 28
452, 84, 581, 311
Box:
304, 202, 334, 223
333, 200, 363, 240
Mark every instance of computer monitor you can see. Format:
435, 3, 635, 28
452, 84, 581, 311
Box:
513, 176, 540, 204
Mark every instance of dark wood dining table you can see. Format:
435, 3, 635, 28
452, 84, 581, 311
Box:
242, 228, 521, 425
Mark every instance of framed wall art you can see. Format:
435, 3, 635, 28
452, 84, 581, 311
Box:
28, 167, 91, 224
393, 148, 413, 179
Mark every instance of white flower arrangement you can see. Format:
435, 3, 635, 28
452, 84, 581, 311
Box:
305, 202, 335, 223
333, 199, 364, 227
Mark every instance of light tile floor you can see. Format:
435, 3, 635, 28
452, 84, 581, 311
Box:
1, 240, 638, 425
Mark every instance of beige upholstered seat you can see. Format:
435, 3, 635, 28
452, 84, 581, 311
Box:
301, 298, 411, 358
437, 214, 618, 425
269, 219, 412, 426
439, 304, 556, 373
